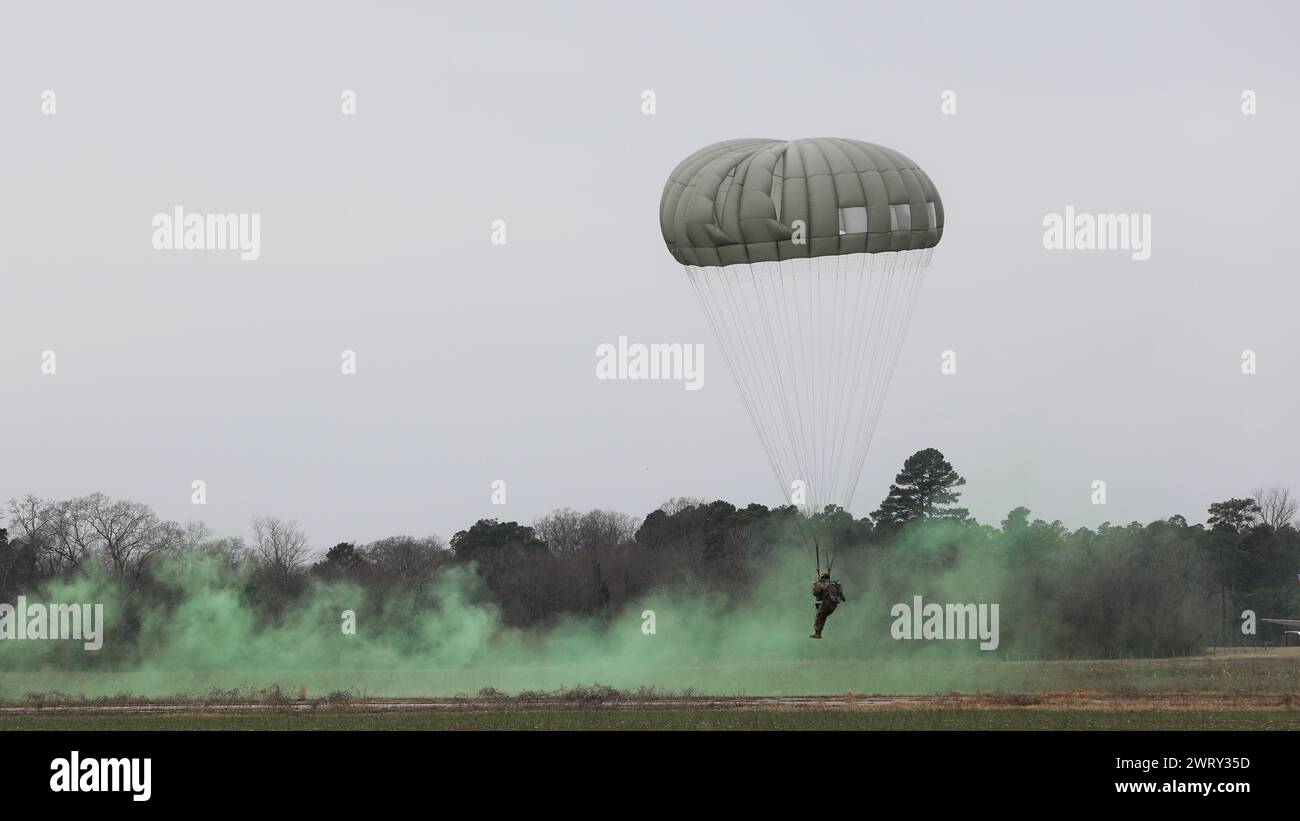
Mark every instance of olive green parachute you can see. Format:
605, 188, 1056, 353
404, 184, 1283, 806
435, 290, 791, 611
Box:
660, 137, 943, 267
660, 137, 944, 515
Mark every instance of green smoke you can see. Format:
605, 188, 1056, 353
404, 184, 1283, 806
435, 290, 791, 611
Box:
0, 518, 1123, 700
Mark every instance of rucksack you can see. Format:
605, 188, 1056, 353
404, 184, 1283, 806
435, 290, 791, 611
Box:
826, 581, 845, 603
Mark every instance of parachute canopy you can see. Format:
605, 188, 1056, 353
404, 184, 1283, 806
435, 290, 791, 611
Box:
661, 137, 944, 515
660, 137, 943, 267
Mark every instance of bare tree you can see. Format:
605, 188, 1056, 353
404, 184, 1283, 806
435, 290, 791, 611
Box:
80, 493, 182, 578
533, 508, 584, 553
180, 520, 212, 550
6, 497, 54, 569
54, 496, 108, 567
7, 495, 90, 572
5, 497, 46, 544
578, 509, 639, 552
1252, 486, 1298, 530
534, 508, 639, 554
659, 496, 705, 516
363, 535, 446, 592
175, 521, 247, 577
249, 517, 311, 578
7, 494, 183, 578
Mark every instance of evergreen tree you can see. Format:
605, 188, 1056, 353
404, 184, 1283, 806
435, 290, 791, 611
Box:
1207, 498, 1261, 533
872, 448, 969, 529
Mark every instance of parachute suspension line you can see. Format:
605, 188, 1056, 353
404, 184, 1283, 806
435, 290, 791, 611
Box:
765, 259, 813, 502
811, 258, 827, 510
697, 260, 810, 528
826, 252, 881, 507
742, 261, 810, 495
851, 250, 930, 503
799, 259, 819, 506
812, 255, 830, 514
684, 248, 932, 525
792, 504, 817, 555
840, 252, 904, 503
814, 256, 832, 514
807, 258, 827, 511
761, 259, 809, 491
787, 257, 814, 508
715, 258, 822, 559
844, 249, 932, 506
816, 254, 864, 576
687, 268, 788, 495
708, 265, 786, 480
829, 254, 854, 509
758, 260, 814, 515
709, 257, 810, 518
825, 252, 864, 513
755, 259, 809, 494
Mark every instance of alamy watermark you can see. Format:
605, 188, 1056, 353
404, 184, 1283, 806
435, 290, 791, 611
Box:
50, 751, 150, 801
1042, 206, 1151, 261
0, 596, 104, 650
596, 336, 704, 390
151, 206, 261, 261
890, 595, 999, 651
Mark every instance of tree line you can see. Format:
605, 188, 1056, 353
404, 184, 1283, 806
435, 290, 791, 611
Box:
2, 448, 1297, 654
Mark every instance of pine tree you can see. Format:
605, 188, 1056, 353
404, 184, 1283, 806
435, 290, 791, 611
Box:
871, 448, 969, 529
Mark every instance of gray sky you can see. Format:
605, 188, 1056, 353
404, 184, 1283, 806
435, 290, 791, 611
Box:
2, 1, 1298, 549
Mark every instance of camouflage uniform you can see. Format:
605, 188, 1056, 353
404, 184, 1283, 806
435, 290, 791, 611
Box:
810, 575, 845, 638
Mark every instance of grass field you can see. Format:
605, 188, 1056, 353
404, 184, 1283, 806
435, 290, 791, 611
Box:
3, 648, 1295, 730
4, 648, 1298, 702
3, 707, 1299, 731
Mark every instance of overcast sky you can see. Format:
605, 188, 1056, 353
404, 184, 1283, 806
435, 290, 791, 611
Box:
2, 1, 1297, 549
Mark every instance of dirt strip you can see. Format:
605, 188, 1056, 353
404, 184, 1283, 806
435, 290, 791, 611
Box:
2, 693, 1296, 715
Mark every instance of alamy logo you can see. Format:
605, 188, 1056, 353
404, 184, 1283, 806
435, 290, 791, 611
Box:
595, 336, 704, 390
890, 595, 1000, 651
1042, 205, 1151, 260
50, 751, 151, 802
0, 596, 104, 650
151, 206, 261, 261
